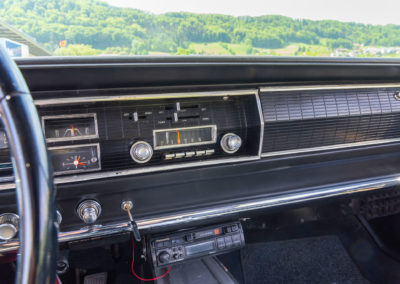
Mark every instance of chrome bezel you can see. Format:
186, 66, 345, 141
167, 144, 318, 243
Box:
258, 83, 400, 93
42, 113, 99, 142
77, 200, 102, 223
49, 143, 101, 175
153, 125, 217, 150
130, 141, 153, 164
220, 133, 242, 154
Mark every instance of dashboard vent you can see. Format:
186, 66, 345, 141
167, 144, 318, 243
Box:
260, 87, 400, 155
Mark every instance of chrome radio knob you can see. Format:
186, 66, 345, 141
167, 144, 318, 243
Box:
221, 133, 242, 154
158, 251, 171, 264
77, 200, 101, 224
130, 141, 153, 163
0, 213, 19, 241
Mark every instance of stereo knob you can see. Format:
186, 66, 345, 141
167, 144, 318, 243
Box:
130, 141, 153, 163
77, 200, 101, 224
221, 133, 242, 154
0, 213, 19, 241
158, 251, 171, 264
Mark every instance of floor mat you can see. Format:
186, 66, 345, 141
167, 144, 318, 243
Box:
241, 235, 368, 284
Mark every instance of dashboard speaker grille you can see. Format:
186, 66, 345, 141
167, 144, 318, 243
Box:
260, 87, 400, 154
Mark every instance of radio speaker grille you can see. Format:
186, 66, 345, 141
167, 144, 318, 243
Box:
260, 88, 400, 154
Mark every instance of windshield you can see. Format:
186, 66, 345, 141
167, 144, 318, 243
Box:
1, 0, 400, 58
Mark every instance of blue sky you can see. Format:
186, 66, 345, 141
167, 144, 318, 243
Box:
102, 0, 400, 25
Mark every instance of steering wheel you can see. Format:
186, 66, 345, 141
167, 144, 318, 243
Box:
0, 46, 57, 283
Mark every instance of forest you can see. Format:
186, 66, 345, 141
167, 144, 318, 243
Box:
1, 0, 400, 56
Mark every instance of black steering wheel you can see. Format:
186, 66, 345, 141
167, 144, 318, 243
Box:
0, 46, 57, 283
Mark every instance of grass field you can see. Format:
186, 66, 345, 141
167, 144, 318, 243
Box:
186, 42, 332, 56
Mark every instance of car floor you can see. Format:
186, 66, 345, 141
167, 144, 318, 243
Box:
218, 213, 400, 284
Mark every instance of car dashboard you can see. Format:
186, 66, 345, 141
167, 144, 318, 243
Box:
1, 56, 400, 254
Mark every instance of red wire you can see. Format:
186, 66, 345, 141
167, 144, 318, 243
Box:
131, 237, 171, 282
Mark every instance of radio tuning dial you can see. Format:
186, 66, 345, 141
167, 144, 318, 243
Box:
130, 141, 153, 163
221, 133, 242, 154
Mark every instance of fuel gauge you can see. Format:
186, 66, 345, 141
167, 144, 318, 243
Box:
42, 113, 98, 142
49, 144, 101, 175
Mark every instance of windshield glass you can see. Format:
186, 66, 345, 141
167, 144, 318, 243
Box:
1, 0, 400, 58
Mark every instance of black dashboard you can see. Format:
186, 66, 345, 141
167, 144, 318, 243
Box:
1, 56, 400, 253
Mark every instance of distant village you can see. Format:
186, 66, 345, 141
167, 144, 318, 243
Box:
332, 44, 400, 57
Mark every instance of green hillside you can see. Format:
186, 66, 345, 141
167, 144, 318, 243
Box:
1, 0, 400, 56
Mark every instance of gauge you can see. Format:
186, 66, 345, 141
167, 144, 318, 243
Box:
153, 125, 217, 150
42, 113, 98, 142
49, 144, 101, 175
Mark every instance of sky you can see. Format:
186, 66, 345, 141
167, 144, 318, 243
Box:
102, 0, 400, 25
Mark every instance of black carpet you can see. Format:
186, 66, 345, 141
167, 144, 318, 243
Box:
241, 235, 368, 284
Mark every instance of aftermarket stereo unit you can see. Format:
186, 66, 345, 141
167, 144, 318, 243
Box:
149, 222, 245, 268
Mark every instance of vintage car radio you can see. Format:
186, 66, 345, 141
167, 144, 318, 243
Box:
149, 222, 245, 267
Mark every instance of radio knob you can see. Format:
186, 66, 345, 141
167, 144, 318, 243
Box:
158, 251, 171, 264
130, 141, 153, 163
221, 133, 242, 154
77, 200, 102, 224
0, 213, 19, 241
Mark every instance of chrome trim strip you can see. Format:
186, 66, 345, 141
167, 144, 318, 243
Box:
255, 91, 265, 157
261, 138, 400, 158
138, 175, 397, 229
0, 174, 397, 253
153, 125, 217, 150
0, 155, 259, 190
259, 83, 400, 93
42, 113, 99, 142
0, 222, 133, 254
34, 89, 258, 106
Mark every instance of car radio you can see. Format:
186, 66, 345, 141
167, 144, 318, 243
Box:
149, 222, 245, 268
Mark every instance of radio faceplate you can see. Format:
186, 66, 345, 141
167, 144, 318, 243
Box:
0, 91, 262, 184
36, 92, 262, 174
149, 222, 245, 267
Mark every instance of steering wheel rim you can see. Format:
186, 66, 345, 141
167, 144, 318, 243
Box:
0, 46, 57, 283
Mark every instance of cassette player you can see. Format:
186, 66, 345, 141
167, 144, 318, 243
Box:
149, 222, 245, 267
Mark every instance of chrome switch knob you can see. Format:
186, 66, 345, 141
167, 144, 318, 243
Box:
0, 213, 19, 241
130, 141, 153, 163
77, 200, 101, 224
221, 133, 242, 154
158, 251, 171, 264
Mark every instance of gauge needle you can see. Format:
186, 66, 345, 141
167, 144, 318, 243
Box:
176, 130, 181, 144
72, 125, 75, 136
73, 156, 86, 167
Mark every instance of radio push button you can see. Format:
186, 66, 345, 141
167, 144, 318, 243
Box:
164, 153, 175, 160
175, 153, 185, 158
205, 149, 215, 155
195, 150, 206, 157
185, 151, 196, 158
